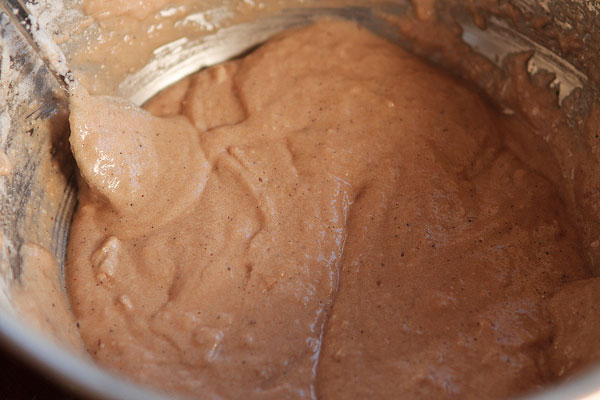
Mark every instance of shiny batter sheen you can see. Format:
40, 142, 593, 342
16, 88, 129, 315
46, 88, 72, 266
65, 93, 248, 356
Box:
66, 21, 593, 399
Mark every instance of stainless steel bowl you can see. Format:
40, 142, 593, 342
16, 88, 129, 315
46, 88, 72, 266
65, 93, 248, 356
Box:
0, 1, 598, 398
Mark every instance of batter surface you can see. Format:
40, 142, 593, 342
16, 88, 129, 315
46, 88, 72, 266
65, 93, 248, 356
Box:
66, 21, 595, 399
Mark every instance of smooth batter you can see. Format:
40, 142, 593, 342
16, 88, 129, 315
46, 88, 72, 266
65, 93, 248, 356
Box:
66, 21, 597, 399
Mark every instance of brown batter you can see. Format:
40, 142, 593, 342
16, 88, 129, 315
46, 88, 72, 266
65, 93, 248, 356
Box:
66, 21, 596, 399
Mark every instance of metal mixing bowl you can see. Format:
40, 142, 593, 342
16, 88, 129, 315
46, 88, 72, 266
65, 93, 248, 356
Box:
0, 1, 599, 398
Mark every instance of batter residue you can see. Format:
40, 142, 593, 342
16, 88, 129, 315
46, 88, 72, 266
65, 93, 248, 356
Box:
66, 21, 596, 399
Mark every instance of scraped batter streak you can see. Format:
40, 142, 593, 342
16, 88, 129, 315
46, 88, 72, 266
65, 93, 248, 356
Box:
66, 21, 595, 399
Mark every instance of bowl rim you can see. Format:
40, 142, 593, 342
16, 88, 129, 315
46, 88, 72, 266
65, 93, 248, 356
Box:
3, 306, 600, 400
0, 311, 175, 400
2, 4, 600, 399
